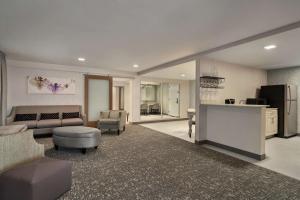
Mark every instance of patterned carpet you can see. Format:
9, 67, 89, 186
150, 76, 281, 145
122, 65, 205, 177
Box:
37, 125, 300, 200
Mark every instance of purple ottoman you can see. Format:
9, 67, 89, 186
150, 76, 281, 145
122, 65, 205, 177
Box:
0, 157, 72, 200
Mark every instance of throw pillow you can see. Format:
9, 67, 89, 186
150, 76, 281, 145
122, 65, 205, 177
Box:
40, 113, 59, 120
14, 114, 37, 121
62, 112, 80, 119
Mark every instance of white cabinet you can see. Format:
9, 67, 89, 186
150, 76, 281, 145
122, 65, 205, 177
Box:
265, 108, 278, 137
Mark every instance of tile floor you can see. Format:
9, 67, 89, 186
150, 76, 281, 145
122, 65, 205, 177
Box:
141, 120, 300, 181
140, 114, 177, 121
140, 120, 195, 143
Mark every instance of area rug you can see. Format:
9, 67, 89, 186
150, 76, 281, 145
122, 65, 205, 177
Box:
37, 125, 300, 200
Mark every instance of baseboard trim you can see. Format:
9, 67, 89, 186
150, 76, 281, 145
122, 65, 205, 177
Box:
195, 140, 206, 145
133, 118, 188, 124
283, 134, 298, 138
195, 140, 265, 161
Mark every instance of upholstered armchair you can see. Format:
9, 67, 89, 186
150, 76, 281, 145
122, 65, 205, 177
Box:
0, 127, 44, 172
97, 110, 127, 135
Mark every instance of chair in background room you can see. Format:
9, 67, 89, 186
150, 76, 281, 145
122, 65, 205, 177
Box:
140, 104, 148, 115
149, 103, 161, 114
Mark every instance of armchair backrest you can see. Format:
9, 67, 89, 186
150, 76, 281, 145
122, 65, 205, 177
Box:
99, 110, 126, 119
99, 110, 127, 129
152, 103, 160, 110
100, 111, 110, 119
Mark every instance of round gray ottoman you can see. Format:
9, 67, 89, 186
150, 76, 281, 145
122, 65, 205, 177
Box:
53, 126, 101, 154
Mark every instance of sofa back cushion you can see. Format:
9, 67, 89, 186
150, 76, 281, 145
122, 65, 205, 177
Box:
40, 113, 59, 120
62, 112, 80, 119
109, 111, 120, 119
15, 114, 37, 121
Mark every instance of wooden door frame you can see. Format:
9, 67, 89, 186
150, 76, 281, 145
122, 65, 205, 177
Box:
118, 86, 124, 110
84, 75, 112, 127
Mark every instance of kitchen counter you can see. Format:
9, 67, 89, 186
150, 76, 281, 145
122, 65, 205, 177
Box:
198, 103, 266, 160
201, 103, 269, 108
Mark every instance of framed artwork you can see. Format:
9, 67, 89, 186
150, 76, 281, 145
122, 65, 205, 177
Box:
28, 76, 76, 94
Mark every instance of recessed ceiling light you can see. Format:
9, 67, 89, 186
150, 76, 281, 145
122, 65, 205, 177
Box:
181, 74, 186, 77
264, 45, 277, 50
133, 64, 139, 68
78, 57, 86, 62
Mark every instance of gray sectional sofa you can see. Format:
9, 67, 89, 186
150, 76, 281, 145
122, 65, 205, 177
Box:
6, 105, 86, 136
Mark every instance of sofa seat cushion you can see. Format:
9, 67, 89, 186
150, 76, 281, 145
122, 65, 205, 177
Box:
62, 118, 83, 126
37, 119, 61, 128
99, 118, 120, 125
11, 120, 37, 129
53, 126, 100, 138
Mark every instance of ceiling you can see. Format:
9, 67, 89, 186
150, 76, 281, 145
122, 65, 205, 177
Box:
142, 28, 300, 80
143, 61, 195, 80
1, 1, 300, 72
207, 28, 300, 69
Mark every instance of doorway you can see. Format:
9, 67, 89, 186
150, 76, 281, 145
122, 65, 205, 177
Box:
140, 81, 180, 121
113, 86, 125, 110
139, 61, 196, 143
85, 75, 112, 127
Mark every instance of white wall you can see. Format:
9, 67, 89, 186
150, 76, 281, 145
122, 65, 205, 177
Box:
7, 66, 84, 114
189, 80, 196, 108
199, 58, 267, 104
184, 59, 267, 109
6, 58, 266, 124
179, 80, 190, 118
162, 84, 169, 114
113, 80, 132, 118
112, 87, 119, 110
7, 60, 135, 115
131, 77, 141, 122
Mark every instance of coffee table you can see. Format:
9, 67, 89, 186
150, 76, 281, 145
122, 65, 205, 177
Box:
53, 126, 101, 154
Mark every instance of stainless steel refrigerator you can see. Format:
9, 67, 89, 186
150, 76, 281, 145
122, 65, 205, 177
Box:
259, 84, 298, 138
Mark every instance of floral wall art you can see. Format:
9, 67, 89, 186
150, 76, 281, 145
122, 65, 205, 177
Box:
28, 76, 76, 94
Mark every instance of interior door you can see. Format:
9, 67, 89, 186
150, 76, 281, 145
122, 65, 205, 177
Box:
85, 75, 112, 127
168, 83, 180, 117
